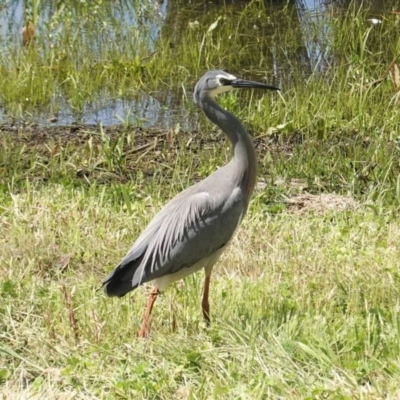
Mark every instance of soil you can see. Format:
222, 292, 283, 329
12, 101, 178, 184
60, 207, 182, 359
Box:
0, 122, 304, 154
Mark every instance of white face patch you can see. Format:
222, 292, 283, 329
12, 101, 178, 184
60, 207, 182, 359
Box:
209, 73, 238, 98
216, 73, 237, 81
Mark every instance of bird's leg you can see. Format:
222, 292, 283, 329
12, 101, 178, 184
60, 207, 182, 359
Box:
170, 290, 177, 333
138, 287, 159, 338
202, 274, 211, 326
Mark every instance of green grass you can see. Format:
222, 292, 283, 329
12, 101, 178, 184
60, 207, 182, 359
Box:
1, 185, 400, 398
2, 0, 400, 398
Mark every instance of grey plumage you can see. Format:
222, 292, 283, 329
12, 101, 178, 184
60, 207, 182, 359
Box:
102, 70, 278, 336
103, 170, 243, 295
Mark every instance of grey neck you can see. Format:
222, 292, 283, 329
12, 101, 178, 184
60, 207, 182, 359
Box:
200, 93, 257, 205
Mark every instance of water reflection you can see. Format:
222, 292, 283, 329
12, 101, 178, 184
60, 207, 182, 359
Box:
296, 0, 332, 73
40, 92, 193, 130
0, 0, 166, 53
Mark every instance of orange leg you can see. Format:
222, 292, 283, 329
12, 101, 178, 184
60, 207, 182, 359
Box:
170, 294, 177, 333
138, 287, 159, 338
202, 275, 211, 325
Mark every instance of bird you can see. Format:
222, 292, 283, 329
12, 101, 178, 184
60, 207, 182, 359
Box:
102, 70, 279, 337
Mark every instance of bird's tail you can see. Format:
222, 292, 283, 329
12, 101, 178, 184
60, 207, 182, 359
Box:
102, 249, 146, 297
102, 269, 133, 297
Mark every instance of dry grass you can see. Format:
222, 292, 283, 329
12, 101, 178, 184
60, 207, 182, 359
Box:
283, 192, 360, 214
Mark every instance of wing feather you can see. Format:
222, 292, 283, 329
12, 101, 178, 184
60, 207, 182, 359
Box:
103, 187, 243, 297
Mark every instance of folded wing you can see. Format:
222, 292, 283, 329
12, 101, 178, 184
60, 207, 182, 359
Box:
103, 187, 243, 297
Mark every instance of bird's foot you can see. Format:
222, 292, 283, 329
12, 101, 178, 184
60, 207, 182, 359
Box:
138, 323, 151, 338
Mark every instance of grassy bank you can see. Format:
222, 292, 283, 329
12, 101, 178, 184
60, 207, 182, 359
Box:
2, 0, 400, 398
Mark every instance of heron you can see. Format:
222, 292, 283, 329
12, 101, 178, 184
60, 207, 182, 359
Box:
102, 70, 279, 337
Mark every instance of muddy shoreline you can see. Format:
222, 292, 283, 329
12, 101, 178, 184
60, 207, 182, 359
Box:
0, 122, 304, 155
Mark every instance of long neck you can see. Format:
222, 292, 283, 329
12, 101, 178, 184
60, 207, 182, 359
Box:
200, 94, 257, 206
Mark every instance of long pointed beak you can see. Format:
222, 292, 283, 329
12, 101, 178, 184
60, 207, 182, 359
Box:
231, 78, 279, 91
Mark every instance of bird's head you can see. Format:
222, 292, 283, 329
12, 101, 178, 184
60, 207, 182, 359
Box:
193, 70, 279, 105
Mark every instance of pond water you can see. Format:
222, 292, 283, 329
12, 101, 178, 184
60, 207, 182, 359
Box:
0, 0, 390, 127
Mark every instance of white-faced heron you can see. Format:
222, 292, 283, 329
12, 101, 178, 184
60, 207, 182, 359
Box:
103, 70, 279, 337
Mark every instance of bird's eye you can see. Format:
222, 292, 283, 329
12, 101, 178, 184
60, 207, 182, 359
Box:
219, 78, 230, 86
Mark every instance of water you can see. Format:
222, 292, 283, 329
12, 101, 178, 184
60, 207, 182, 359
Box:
0, 0, 166, 50
0, 0, 391, 127
38, 91, 193, 130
